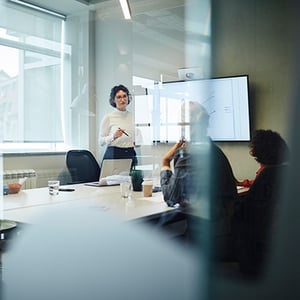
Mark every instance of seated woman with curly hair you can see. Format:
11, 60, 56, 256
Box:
236, 129, 290, 187
233, 129, 290, 278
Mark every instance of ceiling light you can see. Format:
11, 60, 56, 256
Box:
119, 0, 131, 20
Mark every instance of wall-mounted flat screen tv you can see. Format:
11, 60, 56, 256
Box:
155, 75, 251, 142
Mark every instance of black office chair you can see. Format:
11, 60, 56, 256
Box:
66, 150, 101, 184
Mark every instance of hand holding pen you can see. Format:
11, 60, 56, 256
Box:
113, 127, 129, 140
118, 127, 129, 136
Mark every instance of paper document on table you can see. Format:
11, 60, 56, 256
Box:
99, 175, 131, 186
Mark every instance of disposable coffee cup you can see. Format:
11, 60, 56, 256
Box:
142, 180, 153, 197
48, 180, 60, 195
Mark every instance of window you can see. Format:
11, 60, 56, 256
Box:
0, 1, 71, 153
133, 76, 191, 145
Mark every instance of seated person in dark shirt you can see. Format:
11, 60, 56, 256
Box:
160, 102, 238, 260
233, 130, 290, 278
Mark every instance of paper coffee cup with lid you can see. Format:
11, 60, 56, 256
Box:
142, 179, 153, 197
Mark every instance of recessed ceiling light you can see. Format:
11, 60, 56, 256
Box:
119, 0, 131, 20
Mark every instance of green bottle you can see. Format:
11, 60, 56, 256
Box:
130, 167, 143, 191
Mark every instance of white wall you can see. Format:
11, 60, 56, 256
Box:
95, 19, 133, 161
3, 153, 71, 188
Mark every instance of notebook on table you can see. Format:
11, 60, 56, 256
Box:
85, 159, 132, 187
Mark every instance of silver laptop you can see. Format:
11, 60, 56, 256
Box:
85, 159, 132, 187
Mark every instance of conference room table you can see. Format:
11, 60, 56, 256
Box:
2, 184, 249, 225
2, 184, 176, 226
0, 183, 250, 268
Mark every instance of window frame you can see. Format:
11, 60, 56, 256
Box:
0, 20, 72, 154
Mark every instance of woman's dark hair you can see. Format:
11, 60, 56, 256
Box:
250, 129, 289, 165
109, 84, 131, 107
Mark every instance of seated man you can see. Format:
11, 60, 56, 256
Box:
160, 102, 238, 260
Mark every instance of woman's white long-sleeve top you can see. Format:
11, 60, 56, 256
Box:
99, 109, 134, 148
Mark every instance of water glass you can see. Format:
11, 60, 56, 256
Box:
120, 181, 132, 198
48, 180, 60, 196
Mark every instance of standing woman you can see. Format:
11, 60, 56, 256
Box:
99, 84, 137, 167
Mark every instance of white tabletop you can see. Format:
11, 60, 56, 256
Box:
2, 184, 174, 224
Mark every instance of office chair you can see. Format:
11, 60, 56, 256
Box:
66, 150, 101, 184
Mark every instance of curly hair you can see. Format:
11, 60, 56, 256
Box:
109, 84, 131, 108
250, 129, 289, 165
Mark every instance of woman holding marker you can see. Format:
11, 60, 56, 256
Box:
99, 84, 137, 167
